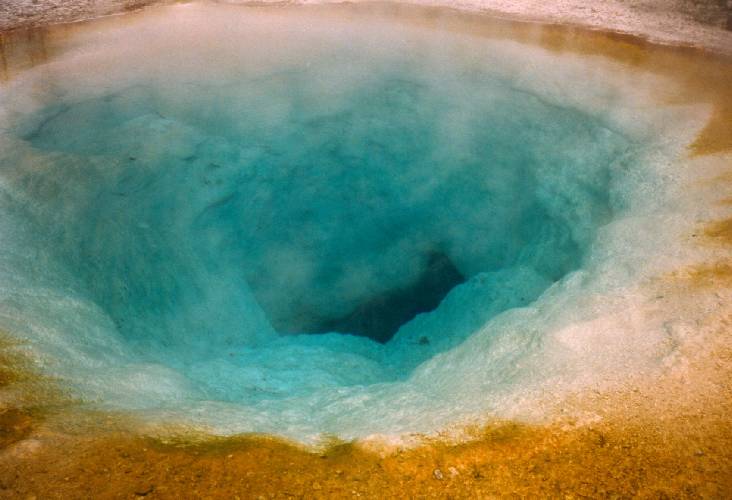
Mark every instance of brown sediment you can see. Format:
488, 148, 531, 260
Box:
0, 335, 68, 405
0, 335, 65, 451
705, 218, 732, 244
674, 261, 732, 288
0, 341, 23, 390
690, 98, 732, 155
0, 28, 51, 81
0, 3, 731, 498
0, 409, 37, 450
676, 215, 732, 287
0, 403, 730, 498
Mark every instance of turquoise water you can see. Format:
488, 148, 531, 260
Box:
0, 6, 688, 441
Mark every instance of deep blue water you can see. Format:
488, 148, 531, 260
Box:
0, 8, 658, 440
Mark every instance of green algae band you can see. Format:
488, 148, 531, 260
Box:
0, 4, 708, 442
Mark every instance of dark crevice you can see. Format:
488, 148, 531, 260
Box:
308, 251, 465, 343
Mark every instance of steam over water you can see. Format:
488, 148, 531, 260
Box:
0, 4, 709, 442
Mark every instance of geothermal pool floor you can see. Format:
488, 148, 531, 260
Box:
0, 2, 731, 498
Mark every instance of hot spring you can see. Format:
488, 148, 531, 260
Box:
0, 3, 712, 443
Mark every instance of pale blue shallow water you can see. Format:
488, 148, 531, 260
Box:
0, 6, 690, 441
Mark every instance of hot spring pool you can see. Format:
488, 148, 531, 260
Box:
0, 3, 713, 443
